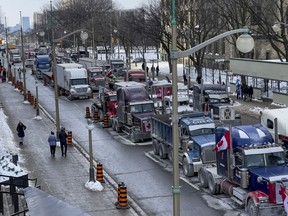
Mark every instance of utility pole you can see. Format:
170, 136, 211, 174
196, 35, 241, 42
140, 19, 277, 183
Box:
20, 11, 27, 101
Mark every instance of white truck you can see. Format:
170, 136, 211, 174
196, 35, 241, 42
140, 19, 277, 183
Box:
56, 63, 91, 100
260, 107, 288, 152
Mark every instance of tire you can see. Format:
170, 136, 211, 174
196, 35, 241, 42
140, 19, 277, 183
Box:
247, 199, 259, 216
130, 132, 137, 143
152, 139, 159, 155
182, 157, 194, 177
207, 172, 218, 195
198, 168, 208, 188
159, 143, 167, 159
167, 146, 173, 162
98, 109, 104, 121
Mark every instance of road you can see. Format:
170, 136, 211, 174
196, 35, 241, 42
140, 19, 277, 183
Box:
10, 61, 256, 216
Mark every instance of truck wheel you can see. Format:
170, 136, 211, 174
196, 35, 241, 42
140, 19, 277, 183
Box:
247, 199, 259, 216
207, 172, 218, 195
130, 133, 137, 143
98, 110, 104, 121
152, 139, 159, 155
182, 157, 194, 177
167, 146, 173, 161
159, 143, 167, 159
198, 168, 208, 188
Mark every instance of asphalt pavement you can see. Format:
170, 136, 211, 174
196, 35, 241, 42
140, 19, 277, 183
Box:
0, 79, 143, 215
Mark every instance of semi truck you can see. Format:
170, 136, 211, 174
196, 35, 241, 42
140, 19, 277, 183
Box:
35, 55, 51, 79
91, 86, 117, 123
56, 63, 91, 100
193, 84, 240, 122
199, 124, 288, 216
111, 85, 155, 143
151, 112, 216, 177
87, 67, 106, 91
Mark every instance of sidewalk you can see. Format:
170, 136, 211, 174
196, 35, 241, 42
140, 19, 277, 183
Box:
0, 82, 142, 215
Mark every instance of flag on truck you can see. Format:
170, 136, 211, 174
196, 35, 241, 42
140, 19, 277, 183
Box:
214, 131, 231, 152
279, 184, 288, 213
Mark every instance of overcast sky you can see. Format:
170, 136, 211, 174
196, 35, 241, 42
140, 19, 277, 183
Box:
0, 0, 145, 27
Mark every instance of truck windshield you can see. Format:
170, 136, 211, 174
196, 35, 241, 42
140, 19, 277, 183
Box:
245, 152, 285, 167
91, 71, 103, 77
130, 103, 154, 113
109, 95, 117, 102
189, 128, 215, 136
71, 78, 87, 85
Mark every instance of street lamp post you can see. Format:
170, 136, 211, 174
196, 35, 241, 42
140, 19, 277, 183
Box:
20, 11, 27, 101
5, 17, 9, 79
35, 81, 40, 116
86, 119, 95, 182
170, 1, 254, 215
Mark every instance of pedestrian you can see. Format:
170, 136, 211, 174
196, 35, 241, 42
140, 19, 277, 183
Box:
146, 66, 149, 74
183, 73, 187, 85
196, 75, 202, 84
18, 67, 21, 79
59, 127, 68, 157
16, 121, 26, 145
248, 85, 253, 101
2, 68, 6, 82
151, 65, 155, 77
156, 66, 159, 76
48, 131, 57, 157
142, 62, 145, 71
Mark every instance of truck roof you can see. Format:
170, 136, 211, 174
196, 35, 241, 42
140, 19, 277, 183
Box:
117, 86, 149, 103
114, 81, 146, 88
216, 124, 274, 149
65, 68, 87, 78
57, 63, 84, 69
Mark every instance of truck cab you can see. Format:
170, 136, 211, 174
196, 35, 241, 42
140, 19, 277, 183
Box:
124, 69, 146, 83
35, 55, 51, 79
87, 67, 105, 91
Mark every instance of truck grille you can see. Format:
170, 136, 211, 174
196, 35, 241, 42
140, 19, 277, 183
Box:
77, 87, 87, 93
202, 146, 216, 164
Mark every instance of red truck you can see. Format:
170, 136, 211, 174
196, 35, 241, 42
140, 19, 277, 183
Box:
87, 67, 106, 91
124, 69, 146, 83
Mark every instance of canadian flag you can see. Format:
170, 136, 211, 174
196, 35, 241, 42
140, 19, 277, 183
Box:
279, 184, 288, 213
214, 131, 231, 152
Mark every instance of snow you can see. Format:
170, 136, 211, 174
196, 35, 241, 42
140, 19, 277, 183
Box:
0, 110, 27, 183
33, 116, 43, 120
84, 180, 104, 192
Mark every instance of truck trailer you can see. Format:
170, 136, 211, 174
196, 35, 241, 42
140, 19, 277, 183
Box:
151, 112, 216, 177
199, 124, 288, 216
56, 63, 91, 100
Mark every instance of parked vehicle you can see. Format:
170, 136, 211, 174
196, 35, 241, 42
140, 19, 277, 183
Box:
162, 93, 193, 114
199, 124, 288, 216
91, 86, 117, 124
132, 57, 144, 63
56, 63, 91, 100
152, 112, 216, 177
260, 107, 288, 152
193, 84, 240, 122
87, 67, 105, 91
12, 55, 21, 63
25, 58, 34, 68
124, 69, 146, 83
111, 85, 155, 142
35, 55, 51, 79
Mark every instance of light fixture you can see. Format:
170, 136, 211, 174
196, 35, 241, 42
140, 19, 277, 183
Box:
236, 33, 255, 53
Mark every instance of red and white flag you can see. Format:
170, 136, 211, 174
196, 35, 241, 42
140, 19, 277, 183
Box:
214, 131, 231, 152
279, 184, 288, 213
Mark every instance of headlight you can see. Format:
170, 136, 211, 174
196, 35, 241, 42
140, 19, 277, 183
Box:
87, 88, 92, 93
258, 196, 269, 203
70, 89, 77, 95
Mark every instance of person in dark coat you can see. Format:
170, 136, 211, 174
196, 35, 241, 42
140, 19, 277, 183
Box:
48, 131, 57, 157
2, 68, 6, 82
196, 75, 202, 84
59, 127, 68, 157
156, 66, 159, 76
16, 121, 26, 145
248, 85, 253, 101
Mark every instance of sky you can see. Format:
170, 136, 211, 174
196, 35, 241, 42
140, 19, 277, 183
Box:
0, 0, 145, 27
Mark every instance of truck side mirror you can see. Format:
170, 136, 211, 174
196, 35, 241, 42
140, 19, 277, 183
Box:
257, 176, 263, 183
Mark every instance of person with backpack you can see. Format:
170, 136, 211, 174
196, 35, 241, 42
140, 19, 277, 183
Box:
16, 121, 26, 145
59, 127, 68, 157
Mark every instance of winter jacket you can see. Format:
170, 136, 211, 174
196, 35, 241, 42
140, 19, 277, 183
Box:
16, 123, 26, 137
59, 131, 68, 144
48, 134, 57, 146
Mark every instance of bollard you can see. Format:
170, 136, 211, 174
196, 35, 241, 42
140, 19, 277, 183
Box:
115, 182, 125, 206
85, 107, 90, 118
30, 95, 35, 106
93, 111, 99, 123
67, 131, 72, 145
102, 115, 109, 128
19, 82, 23, 92
96, 163, 105, 183
116, 183, 130, 209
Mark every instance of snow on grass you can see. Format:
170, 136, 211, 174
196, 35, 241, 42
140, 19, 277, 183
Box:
249, 107, 264, 114
23, 100, 30, 104
84, 180, 104, 192
271, 102, 287, 107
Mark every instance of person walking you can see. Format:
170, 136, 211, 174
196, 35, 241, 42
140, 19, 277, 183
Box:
156, 66, 159, 76
248, 85, 254, 101
59, 127, 68, 157
2, 68, 6, 82
16, 121, 26, 145
48, 131, 57, 157
151, 65, 155, 78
